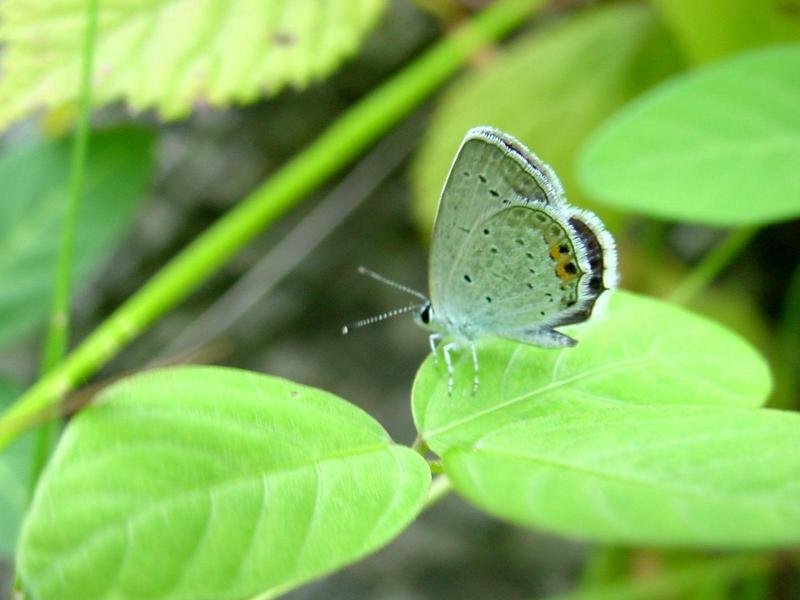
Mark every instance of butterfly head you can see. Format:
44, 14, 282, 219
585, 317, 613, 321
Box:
413, 301, 435, 330
342, 267, 432, 335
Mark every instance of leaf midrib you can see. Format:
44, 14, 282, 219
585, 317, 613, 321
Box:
424, 356, 656, 441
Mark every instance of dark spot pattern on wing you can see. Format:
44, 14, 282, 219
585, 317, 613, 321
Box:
569, 217, 606, 289
549, 216, 609, 327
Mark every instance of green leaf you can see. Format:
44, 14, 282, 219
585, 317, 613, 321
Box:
411, 2, 682, 234
0, 377, 28, 556
650, 0, 800, 65
18, 367, 429, 600
0, 128, 154, 347
0, 0, 386, 130
414, 291, 771, 454
442, 403, 800, 547
578, 45, 800, 225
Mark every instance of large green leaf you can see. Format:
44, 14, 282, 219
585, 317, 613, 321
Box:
18, 367, 429, 600
578, 45, 800, 225
0, 128, 154, 347
414, 291, 771, 453
411, 2, 682, 233
650, 0, 800, 64
0, 0, 386, 130
443, 402, 800, 547
0, 377, 28, 556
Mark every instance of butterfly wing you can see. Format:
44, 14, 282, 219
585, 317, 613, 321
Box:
429, 126, 565, 311
429, 127, 617, 343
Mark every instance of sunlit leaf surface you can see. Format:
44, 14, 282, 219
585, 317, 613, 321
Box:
411, 292, 792, 547
444, 403, 800, 547
579, 45, 800, 225
414, 292, 771, 452
0, 0, 386, 129
19, 367, 429, 600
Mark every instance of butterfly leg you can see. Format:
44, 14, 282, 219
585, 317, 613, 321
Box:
470, 342, 479, 395
428, 333, 442, 365
442, 341, 458, 395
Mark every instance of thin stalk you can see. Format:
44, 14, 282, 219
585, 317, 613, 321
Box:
29, 0, 100, 486
0, 0, 547, 450
668, 227, 757, 305
424, 475, 452, 509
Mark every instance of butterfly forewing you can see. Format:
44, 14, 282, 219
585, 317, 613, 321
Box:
429, 127, 564, 312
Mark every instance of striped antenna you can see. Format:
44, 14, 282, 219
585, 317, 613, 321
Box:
342, 303, 424, 335
357, 266, 428, 301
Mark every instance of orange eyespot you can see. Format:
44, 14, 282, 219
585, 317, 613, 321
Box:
556, 261, 579, 282
550, 242, 579, 281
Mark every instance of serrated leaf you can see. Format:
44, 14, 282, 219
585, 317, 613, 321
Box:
578, 45, 800, 225
18, 367, 429, 600
650, 0, 800, 65
0, 377, 29, 556
411, 2, 682, 234
0, 128, 153, 347
413, 292, 771, 454
0, 0, 386, 129
443, 403, 800, 547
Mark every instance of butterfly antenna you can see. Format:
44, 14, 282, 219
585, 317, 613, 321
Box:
342, 303, 424, 335
357, 266, 428, 301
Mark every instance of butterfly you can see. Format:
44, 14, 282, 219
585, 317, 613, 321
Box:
345, 126, 618, 394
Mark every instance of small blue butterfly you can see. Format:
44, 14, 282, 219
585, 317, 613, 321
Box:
345, 126, 618, 394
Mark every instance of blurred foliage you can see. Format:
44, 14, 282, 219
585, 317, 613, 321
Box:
580, 45, 800, 225
650, 0, 800, 64
0, 128, 153, 348
412, 2, 683, 235
0, 0, 386, 129
0, 378, 27, 557
550, 553, 768, 599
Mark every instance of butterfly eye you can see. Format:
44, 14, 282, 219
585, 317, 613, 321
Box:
420, 304, 431, 324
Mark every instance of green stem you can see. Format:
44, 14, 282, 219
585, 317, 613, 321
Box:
0, 0, 546, 450
424, 475, 453, 509
668, 227, 757, 305
29, 0, 100, 488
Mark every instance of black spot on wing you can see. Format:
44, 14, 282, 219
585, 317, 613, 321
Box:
546, 216, 608, 327
569, 216, 606, 290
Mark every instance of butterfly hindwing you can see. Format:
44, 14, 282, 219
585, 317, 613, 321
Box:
438, 203, 588, 335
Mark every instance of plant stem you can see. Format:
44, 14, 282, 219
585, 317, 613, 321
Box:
29, 0, 100, 487
668, 227, 757, 305
0, 0, 547, 450
424, 475, 453, 509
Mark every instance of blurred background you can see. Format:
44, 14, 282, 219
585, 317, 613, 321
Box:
1, 0, 799, 598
